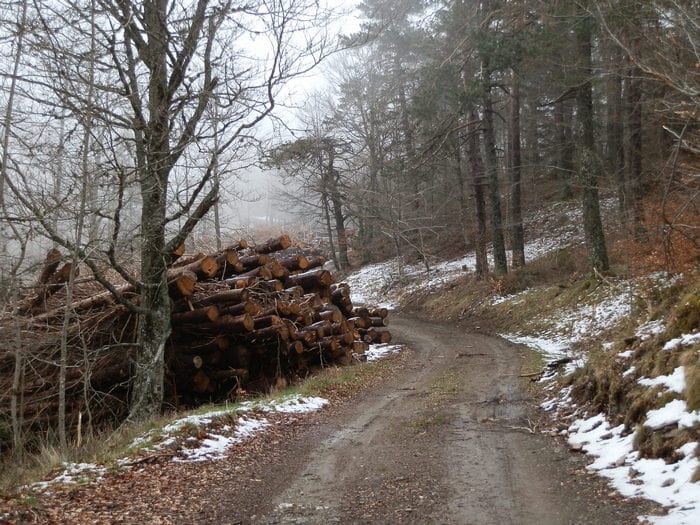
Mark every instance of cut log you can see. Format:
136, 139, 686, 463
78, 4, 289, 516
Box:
285, 269, 333, 290
288, 340, 304, 354
347, 316, 368, 329
369, 308, 389, 319
296, 328, 318, 345
368, 316, 389, 327
232, 265, 273, 282
167, 270, 197, 299
317, 308, 343, 324
36, 248, 63, 285
352, 341, 369, 354
174, 255, 220, 279
216, 250, 244, 276
258, 279, 284, 292
282, 319, 299, 340
275, 301, 301, 317
253, 314, 284, 329
172, 306, 219, 324
218, 300, 262, 317
225, 240, 249, 251
191, 289, 249, 308
327, 320, 351, 336
171, 243, 186, 262
192, 370, 212, 393
215, 314, 255, 333
308, 319, 331, 338
253, 234, 292, 254
244, 324, 290, 343
284, 286, 305, 298
171, 252, 205, 268
351, 307, 370, 318
304, 256, 326, 269
238, 254, 271, 270
265, 260, 289, 280
17, 262, 77, 314
316, 336, 340, 353
277, 255, 309, 271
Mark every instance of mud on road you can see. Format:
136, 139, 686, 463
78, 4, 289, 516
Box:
231, 315, 658, 524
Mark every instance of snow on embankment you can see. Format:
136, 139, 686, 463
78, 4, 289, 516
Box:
345, 202, 584, 309
532, 278, 700, 524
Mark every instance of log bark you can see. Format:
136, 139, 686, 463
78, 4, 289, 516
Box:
171, 306, 219, 324
252, 234, 292, 254
285, 269, 333, 291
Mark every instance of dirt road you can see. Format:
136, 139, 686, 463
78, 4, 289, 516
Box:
10, 315, 659, 524
233, 315, 655, 524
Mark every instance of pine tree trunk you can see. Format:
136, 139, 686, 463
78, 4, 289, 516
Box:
455, 139, 470, 249
509, 70, 525, 268
625, 65, 645, 236
467, 112, 489, 279
606, 43, 625, 214
554, 101, 574, 198
482, 62, 508, 275
575, 10, 610, 274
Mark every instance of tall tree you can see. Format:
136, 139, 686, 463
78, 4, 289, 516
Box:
574, 6, 610, 273
509, 69, 525, 268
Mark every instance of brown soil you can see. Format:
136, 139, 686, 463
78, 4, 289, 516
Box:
1, 315, 663, 524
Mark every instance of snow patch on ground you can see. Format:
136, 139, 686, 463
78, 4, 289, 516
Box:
636, 320, 666, 341
366, 344, 403, 362
663, 332, 700, 351
174, 417, 269, 463
31, 463, 107, 492
638, 367, 686, 395
32, 395, 330, 491
645, 399, 700, 430
567, 413, 700, 524
240, 396, 329, 414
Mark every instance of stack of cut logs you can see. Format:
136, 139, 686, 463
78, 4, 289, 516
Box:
0, 235, 391, 447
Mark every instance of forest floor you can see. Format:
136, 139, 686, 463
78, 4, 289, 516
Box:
0, 315, 663, 524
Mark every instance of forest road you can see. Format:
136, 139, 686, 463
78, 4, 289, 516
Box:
224, 314, 653, 525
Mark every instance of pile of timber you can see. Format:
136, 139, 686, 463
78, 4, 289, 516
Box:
0, 235, 391, 447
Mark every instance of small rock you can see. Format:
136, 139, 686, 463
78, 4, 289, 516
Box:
661, 478, 675, 487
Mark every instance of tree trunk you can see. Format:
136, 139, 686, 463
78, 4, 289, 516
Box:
326, 145, 350, 270
509, 70, 525, 268
454, 138, 470, 249
606, 43, 625, 213
625, 65, 645, 236
575, 10, 610, 273
466, 112, 489, 279
322, 193, 339, 271
554, 101, 574, 198
481, 61, 508, 275
129, 0, 172, 422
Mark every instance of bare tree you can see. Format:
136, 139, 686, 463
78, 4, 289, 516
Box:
2, 0, 334, 422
